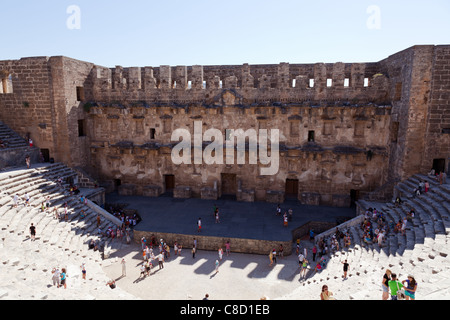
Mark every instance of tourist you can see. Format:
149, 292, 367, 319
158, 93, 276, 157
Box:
24, 193, 30, 207
215, 259, 219, 273
276, 204, 281, 215
97, 215, 101, 228
218, 247, 223, 261
215, 210, 220, 223
395, 196, 402, 207
314, 261, 322, 273
298, 251, 305, 268
45, 196, 50, 211
402, 275, 417, 300
140, 236, 147, 251
29, 223, 36, 241
377, 231, 385, 247
107, 279, 116, 289
283, 212, 288, 227
140, 264, 146, 278
424, 181, 429, 192
51, 267, 60, 288
312, 245, 317, 261
401, 217, 407, 235
63, 205, 68, 221
144, 260, 151, 276
121, 259, 126, 277
288, 208, 293, 221
174, 241, 179, 255
382, 269, 392, 300
320, 285, 336, 300
388, 273, 404, 300
225, 240, 231, 256
53, 207, 59, 220
81, 263, 86, 280
300, 258, 308, 279
278, 244, 284, 259
309, 229, 314, 242
192, 246, 196, 259
407, 209, 415, 221
197, 217, 202, 232
272, 248, 277, 264
341, 260, 349, 280
269, 250, 273, 266
13, 194, 19, 208
25, 155, 31, 169
60, 268, 67, 289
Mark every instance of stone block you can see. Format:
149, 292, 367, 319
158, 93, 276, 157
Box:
117, 184, 136, 196
173, 186, 191, 198
200, 187, 218, 200
300, 192, 321, 206
237, 189, 255, 202
266, 190, 284, 203
142, 185, 162, 197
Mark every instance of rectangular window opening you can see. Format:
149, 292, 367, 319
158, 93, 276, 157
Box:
78, 119, 86, 137
150, 128, 156, 139
76, 86, 85, 101
363, 78, 369, 87
344, 78, 350, 87
308, 130, 315, 142
309, 79, 315, 88
326, 79, 333, 87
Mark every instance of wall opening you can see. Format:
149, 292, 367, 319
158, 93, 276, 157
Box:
391, 121, 399, 142
285, 179, 299, 198
164, 174, 175, 193
76, 86, 85, 101
363, 78, 369, 87
78, 119, 86, 137
0, 74, 13, 94
40, 149, 50, 162
344, 78, 350, 87
432, 159, 446, 174
308, 130, 315, 142
150, 128, 156, 139
394, 82, 403, 101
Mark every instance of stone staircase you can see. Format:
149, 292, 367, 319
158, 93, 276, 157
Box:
280, 174, 450, 300
0, 163, 137, 299
0, 121, 40, 169
0, 121, 28, 149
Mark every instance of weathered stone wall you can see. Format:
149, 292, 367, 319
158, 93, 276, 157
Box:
422, 45, 450, 173
133, 229, 293, 256
0, 57, 56, 155
86, 102, 391, 206
1, 45, 448, 206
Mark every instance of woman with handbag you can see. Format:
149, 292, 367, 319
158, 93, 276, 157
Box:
402, 275, 417, 300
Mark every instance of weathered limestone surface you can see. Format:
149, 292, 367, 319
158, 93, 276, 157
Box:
1, 45, 448, 206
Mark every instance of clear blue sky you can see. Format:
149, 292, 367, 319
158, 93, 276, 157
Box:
2, 0, 449, 67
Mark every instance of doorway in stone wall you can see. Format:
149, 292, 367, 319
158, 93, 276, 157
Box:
40, 149, 50, 162
285, 179, 299, 199
350, 189, 359, 208
221, 173, 236, 200
164, 174, 175, 193
432, 158, 446, 174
